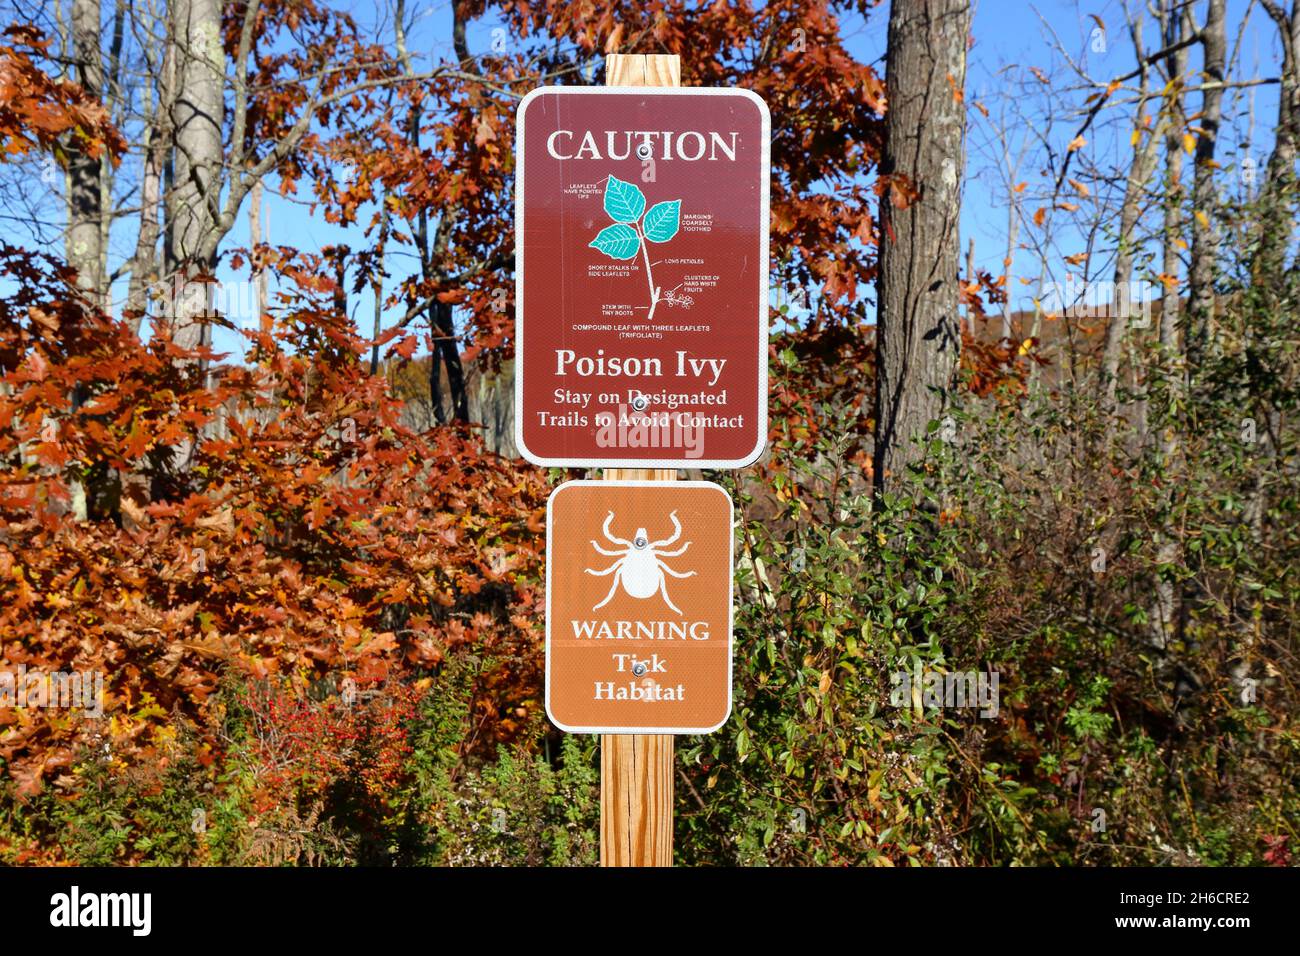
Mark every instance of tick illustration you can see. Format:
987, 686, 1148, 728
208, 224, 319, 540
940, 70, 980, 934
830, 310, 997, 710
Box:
586, 510, 696, 614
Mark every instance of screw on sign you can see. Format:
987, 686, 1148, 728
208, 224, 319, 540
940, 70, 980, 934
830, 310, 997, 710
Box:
545, 481, 733, 735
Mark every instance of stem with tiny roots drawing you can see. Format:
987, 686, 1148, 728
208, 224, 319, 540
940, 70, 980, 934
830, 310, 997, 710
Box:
637, 221, 660, 321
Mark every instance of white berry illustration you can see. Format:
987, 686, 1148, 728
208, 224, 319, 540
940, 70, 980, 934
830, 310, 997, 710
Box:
586, 510, 696, 614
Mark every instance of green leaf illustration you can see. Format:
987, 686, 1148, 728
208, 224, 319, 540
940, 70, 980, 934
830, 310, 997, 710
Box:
642, 200, 682, 243
603, 175, 647, 223
589, 223, 640, 260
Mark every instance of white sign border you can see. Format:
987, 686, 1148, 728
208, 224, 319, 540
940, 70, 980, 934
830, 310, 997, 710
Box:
514, 86, 771, 469
544, 479, 734, 735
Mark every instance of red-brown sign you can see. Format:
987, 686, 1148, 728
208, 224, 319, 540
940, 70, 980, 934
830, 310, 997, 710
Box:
515, 88, 770, 467
546, 480, 733, 734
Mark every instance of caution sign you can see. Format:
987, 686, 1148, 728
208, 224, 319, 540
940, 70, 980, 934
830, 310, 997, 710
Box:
515, 87, 770, 468
545, 480, 733, 734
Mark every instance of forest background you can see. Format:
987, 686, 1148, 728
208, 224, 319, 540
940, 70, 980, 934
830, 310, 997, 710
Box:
0, 0, 1296, 866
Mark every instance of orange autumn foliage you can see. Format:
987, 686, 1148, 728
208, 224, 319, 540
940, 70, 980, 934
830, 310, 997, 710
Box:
0, 246, 547, 797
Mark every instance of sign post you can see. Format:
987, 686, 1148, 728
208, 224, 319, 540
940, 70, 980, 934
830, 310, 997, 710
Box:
601, 52, 681, 871
518, 52, 769, 866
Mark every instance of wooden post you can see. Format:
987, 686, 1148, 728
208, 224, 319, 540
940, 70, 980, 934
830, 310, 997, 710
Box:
600, 53, 680, 867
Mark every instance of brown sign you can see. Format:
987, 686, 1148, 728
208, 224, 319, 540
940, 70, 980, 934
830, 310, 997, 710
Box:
546, 480, 733, 733
515, 88, 770, 467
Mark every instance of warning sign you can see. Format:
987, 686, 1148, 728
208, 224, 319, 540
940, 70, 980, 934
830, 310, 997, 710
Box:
545, 480, 733, 734
515, 87, 770, 468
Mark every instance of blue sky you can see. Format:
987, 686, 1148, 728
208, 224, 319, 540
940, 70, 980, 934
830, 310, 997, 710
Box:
9, 0, 1289, 359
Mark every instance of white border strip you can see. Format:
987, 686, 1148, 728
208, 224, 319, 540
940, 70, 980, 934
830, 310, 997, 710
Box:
514, 87, 771, 469
544, 479, 734, 734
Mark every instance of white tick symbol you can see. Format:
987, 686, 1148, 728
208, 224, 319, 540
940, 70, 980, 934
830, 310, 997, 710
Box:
586, 510, 696, 614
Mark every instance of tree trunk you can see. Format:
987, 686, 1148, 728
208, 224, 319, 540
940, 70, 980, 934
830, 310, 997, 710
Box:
1256, 2, 1300, 286
1242, 0, 1297, 535
397, 0, 469, 424
1185, 0, 1226, 368
434, 301, 468, 422
1150, 3, 1190, 654
98, 0, 125, 294
165, 0, 225, 350
873, 0, 970, 493
67, 0, 104, 303
369, 191, 390, 376
250, 178, 268, 332
1000, 152, 1019, 343
61, 0, 108, 522
125, 9, 174, 334
1099, 60, 1159, 415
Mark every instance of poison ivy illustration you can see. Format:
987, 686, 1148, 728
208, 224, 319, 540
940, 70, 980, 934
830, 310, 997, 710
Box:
588, 174, 682, 321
